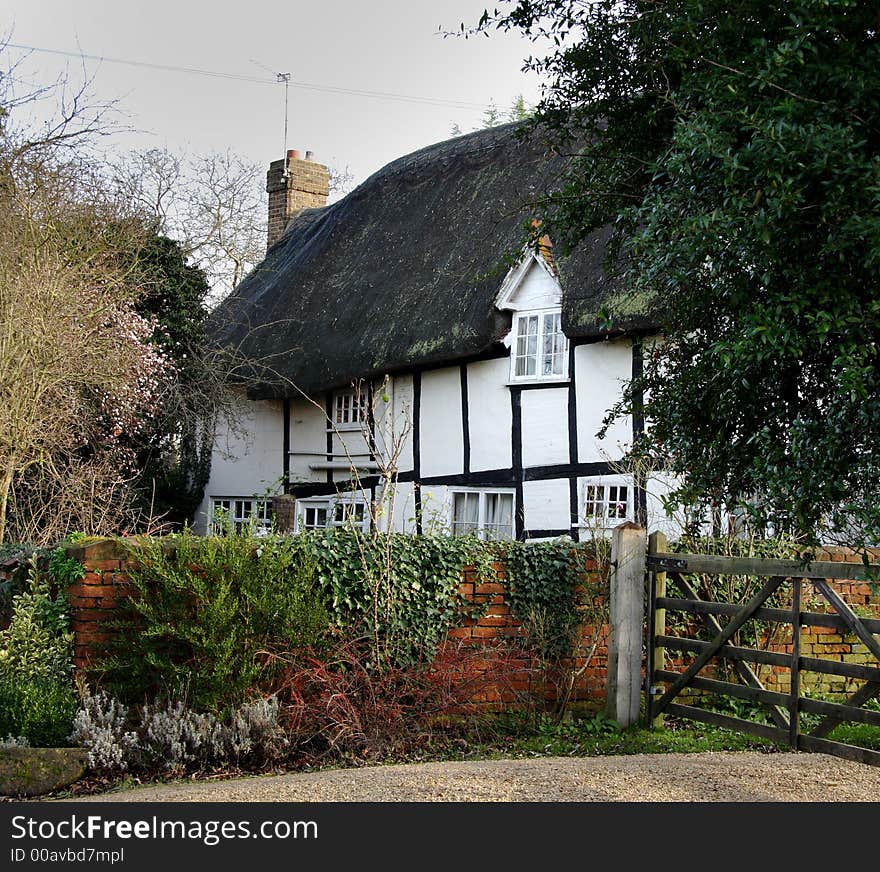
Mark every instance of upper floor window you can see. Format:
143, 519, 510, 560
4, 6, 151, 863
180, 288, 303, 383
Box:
511, 310, 567, 381
450, 489, 515, 541
211, 497, 273, 535
333, 390, 365, 430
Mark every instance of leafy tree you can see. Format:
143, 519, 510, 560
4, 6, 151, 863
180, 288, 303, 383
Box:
451, 93, 534, 135
128, 234, 215, 528
0, 44, 221, 542
479, 1, 880, 545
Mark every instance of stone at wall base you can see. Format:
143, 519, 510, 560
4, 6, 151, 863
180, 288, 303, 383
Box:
0, 747, 88, 797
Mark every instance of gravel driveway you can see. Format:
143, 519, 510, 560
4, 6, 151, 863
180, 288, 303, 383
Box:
62, 751, 880, 802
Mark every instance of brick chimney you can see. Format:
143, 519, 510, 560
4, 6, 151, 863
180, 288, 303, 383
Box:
266, 149, 330, 248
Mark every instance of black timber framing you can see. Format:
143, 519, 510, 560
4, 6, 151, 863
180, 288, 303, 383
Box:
510, 385, 524, 539
412, 371, 422, 535
567, 341, 579, 535
283, 335, 635, 538
631, 338, 647, 525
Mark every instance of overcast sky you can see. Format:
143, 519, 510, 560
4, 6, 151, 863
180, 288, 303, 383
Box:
2, 0, 550, 191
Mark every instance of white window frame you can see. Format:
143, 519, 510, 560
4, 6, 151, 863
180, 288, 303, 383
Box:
509, 308, 568, 383
331, 389, 366, 431
579, 479, 633, 527
211, 497, 273, 535
449, 488, 516, 541
294, 494, 370, 533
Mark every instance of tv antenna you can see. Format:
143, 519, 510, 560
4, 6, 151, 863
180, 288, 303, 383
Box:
250, 59, 292, 170
277, 71, 291, 169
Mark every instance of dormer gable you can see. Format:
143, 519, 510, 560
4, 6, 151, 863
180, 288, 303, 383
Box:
495, 251, 562, 313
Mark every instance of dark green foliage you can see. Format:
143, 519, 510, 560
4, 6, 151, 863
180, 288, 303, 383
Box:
47, 547, 86, 588
302, 529, 492, 665
505, 540, 586, 660
0, 554, 74, 683
0, 552, 76, 745
97, 528, 495, 709
130, 234, 214, 528
482, 1, 880, 545
99, 529, 329, 711
0, 675, 77, 746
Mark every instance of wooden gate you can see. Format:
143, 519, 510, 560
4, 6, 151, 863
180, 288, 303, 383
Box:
645, 533, 880, 766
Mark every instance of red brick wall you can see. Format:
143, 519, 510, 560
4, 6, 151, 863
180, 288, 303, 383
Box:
63, 540, 132, 671
449, 561, 610, 706
59, 541, 611, 709
57, 539, 879, 710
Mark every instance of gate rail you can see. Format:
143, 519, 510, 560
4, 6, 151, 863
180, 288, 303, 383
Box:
645, 534, 880, 767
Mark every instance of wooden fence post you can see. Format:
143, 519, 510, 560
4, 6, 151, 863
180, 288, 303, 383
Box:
605, 521, 647, 728
648, 530, 667, 728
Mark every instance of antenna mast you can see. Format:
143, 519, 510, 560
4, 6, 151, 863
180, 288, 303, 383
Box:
277, 71, 291, 174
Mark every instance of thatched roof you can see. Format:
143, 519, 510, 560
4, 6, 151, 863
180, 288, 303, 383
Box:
210, 122, 658, 398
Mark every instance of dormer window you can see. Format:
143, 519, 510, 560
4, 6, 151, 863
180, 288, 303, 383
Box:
511, 310, 567, 381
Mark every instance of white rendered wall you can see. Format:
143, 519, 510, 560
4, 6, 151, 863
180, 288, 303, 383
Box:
379, 480, 417, 533
466, 357, 512, 471
574, 340, 632, 463
287, 395, 330, 484
522, 479, 571, 535
521, 388, 569, 468
419, 485, 451, 535
375, 375, 414, 474
419, 368, 463, 478
331, 423, 371, 484
195, 396, 284, 533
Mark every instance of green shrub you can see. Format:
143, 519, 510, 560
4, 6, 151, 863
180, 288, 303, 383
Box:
98, 526, 496, 709
0, 674, 77, 746
98, 527, 330, 711
0, 553, 74, 682
0, 552, 78, 746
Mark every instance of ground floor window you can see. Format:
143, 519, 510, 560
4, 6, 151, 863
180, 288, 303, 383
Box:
582, 480, 632, 525
450, 489, 515, 540
211, 497, 273, 534
295, 494, 370, 532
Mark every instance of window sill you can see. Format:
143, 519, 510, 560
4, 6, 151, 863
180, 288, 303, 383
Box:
506, 378, 570, 387
326, 424, 364, 432
572, 520, 633, 529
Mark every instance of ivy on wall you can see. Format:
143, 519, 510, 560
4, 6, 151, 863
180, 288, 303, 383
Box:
505, 540, 609, 662
298, 529, 495, 665
85, 529, 607, 713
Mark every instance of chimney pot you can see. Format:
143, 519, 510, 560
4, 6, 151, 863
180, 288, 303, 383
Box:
305, 150, 314, 161
287, 149, 300, 160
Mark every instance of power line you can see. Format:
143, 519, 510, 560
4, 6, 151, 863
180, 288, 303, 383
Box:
6, 42, 488, 111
